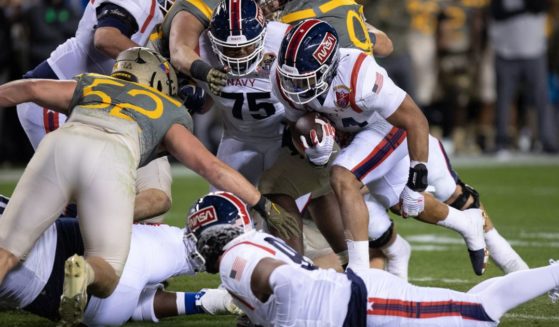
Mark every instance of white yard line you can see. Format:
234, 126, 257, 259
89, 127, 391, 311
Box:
503, 313, 559, 322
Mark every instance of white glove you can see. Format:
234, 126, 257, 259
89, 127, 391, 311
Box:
399, 185, 424, 218
299, 118, 335, 166
197, 288, 244, 315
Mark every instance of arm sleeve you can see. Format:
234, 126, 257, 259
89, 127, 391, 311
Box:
268, 264, 305, 327
96, 2, 139, 37
357, 57, 406, 119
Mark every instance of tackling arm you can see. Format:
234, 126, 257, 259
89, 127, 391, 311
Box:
0, 79, 75, 114
168, 11, 207, 76
163, 124, 262, 207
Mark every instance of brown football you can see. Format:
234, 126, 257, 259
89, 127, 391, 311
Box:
291, 112, 325, 148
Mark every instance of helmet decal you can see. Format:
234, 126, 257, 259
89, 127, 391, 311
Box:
313, 31, 337, 65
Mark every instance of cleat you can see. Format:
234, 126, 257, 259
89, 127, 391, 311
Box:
468, 248, 489, 276
549, 259, 559, 304
463, 209, 489, 275
58, 255, 89, 327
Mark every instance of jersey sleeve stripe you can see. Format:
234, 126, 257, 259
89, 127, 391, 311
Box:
349, 52, 367, 113
318, 0, 358, 14
351, 127, 407, 180
280, 9, 316, 24
140, 0, 157, 33
186, 0, 213, 21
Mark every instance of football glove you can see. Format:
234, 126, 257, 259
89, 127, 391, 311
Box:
299, 118, 335, 167
252, 196, 300, 240
190, 59, 228, 96
179, 84, 206, 114
196, 288, 244, 315
399, 185, 425, 218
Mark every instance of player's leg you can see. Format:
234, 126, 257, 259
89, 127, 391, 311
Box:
331, 128, 408, 270
134, 156, 173, 223
16, 98, 68, 150
364, 194, 411, 280
428, 135, 528, 273
0, 130, 72, 283
472, 262, 559, 322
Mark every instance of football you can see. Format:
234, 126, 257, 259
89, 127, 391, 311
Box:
292, 112, 326, 147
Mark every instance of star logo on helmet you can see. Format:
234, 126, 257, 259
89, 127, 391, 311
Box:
334, 85, 351, 109
312, 32, 337, 65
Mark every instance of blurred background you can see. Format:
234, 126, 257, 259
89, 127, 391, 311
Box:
0, 0, 558, 166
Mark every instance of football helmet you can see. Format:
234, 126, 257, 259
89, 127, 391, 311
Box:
157, 0, 175, 14
185, 191, 254, 273
208, 0, 267, 76
277, 19, 339, 104
111, 47, 178, 96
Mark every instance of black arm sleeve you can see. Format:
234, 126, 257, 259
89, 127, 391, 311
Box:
96, 2, 139, 38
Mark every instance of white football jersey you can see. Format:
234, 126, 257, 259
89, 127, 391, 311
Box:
198, 21, 289, 142
219, 230, 351, 327
47, 0, 163, 80
273, 48, 407, 135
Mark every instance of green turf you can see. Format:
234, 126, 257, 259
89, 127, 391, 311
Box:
0, 165, 558, 326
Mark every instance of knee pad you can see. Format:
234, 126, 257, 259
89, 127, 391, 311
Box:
368, 221, 394, 249
450, 180, 480, 210
131, 283, 163, 323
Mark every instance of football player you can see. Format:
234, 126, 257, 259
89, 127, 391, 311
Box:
0, 47, 297, 325
0, 195, 241, 325
188, 191, 559, 327
270, 19, 492, 274
196, 0, 287, 189
16, 0, 171, 222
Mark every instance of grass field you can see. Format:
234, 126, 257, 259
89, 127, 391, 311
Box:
0, 163, 558, 326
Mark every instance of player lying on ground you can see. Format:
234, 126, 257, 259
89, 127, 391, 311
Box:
0, 195, 242, 325
187, 191, 559, 327
0, 47, 297, 326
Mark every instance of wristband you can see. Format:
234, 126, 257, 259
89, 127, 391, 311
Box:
252, 195, 268, 218
190, 59, 212, 82
406, 163, 428, 192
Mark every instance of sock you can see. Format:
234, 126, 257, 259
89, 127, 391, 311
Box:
347, 240, 369, 270
436, 207, 468, 233
485, 229, 529, 273
382, 235, 411, 281
176, 292, 205, 315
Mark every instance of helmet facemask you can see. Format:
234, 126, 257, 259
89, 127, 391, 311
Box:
278, 52, 338, 105
209, 27, 267, 76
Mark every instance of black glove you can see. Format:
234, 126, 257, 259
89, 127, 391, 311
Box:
179, 84, 206, 114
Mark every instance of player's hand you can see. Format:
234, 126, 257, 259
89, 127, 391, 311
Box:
206, 67, 229, 96
299, 118, 335, 166
197, 288, 244, 315
179, 85, 207, 114
399, 185, 424, 218
252, 197, 300, 240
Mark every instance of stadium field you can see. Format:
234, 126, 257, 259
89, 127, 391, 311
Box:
0, 161, 558, 326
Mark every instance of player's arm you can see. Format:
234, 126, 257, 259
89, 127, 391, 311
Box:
164, 124, 300, 238
386, 95, 429, 164
366, 22, 393, 58
168, 11, 227, 95
93, 2, 141, 59
253, 258, 304, 326
0, 79, 75, 114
